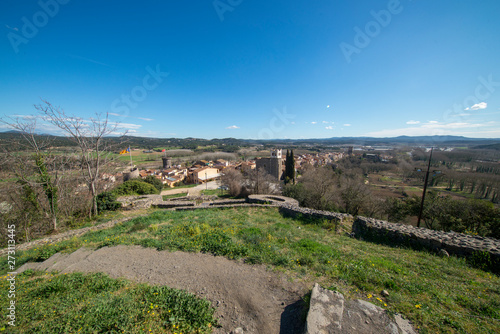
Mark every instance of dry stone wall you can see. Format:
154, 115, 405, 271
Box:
248, 195, 351, 222
8, 191, 498, 270
208, 199, 247, 206
353, 216, 500, 272
278, 204, 350, 222
247, 194, 300, 206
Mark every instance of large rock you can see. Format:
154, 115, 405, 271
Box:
304, 284, 416, 334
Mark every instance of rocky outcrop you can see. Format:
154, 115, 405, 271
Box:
304, 283, 416, 334
353, 216, 500, 272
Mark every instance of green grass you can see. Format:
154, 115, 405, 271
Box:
200, 189, 239, 198
2, 207, 499, 333
172, 184, 197, 189
163, 193, 188, 200
116, 152, 161, 163
379, 175, 403, 183
0, 270, 216, 333
200, 189, 221, 196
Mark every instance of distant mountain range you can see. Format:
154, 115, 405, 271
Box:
268, 135, 499, 146
0, 131, 499, 150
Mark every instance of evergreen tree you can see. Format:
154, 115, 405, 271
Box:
284, 149, 295, 184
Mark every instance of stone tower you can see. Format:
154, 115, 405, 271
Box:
256, 149, 283, 180
123, 168, 139, 181
162, 156, 172, 169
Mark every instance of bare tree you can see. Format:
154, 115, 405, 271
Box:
398, 159, 413, 181
244, 168, 280, 195
34, 100, 121, 217
339, 174, 371, 216
220, 168, 244, 197
0, 116, 61, 231
300, 166, 339, 210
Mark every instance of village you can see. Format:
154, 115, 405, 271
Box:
117, 149, 349, 188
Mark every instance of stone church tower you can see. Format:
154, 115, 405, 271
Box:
256, 149, 283, 180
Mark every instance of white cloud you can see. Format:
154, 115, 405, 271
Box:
465, 102, 487, 111
325, 126, 334, 130
421, 122, 484, 130
126, 130, 176, 138
311, 121, 317, 124
343, 124, 351, 127
11, 114, 38, 120
109, 113, 154, 121
225, 125, 240, 129
406, 120, 420, 125
114, 122, 142, 130
366, 120, 492, 137
322, 121, 329, 124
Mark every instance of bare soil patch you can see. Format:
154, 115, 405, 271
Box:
20, 245, 308, 334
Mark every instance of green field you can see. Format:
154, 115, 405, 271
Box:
2, 207, 499, 333
116, 151, 162, 164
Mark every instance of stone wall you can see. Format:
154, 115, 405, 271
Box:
4, 191, 499, 274
155, 201, 195, 209
116, 194, 500, 272
278, 204, 351, 223
175, 204, 279, 211
353, 216, 500, 272
208, 199, 247, 206
247, 194, 300, 206
122, 168, 140, 181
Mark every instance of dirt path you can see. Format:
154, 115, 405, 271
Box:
160, 181, 220, 197
19, 245, 308, 334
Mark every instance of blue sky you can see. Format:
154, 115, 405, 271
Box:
1, 0, 500, 139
